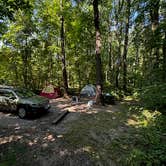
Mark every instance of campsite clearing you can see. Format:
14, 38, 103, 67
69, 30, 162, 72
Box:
0, 97, 165, 166
0, 97, 119, 166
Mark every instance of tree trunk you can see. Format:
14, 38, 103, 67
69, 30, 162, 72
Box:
123, 0, 131, 92
93, 0, 104, 105
150, 0, 160, 69
163, 31, 166, 82
114, 0, 124, 90
108, 30, 112, 83
22, 46, 28, 88
115, 40, 121, 89
13, 58, 18, 86
60, 0, 68, 95
115, 67, 119, 88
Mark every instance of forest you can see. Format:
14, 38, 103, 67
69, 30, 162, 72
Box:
0, 0, 166, 165
0, 0, 166, 100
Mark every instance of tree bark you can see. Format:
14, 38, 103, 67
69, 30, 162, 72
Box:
123, 0, 131, 92
108, 28, 112, 83
93, 0, 104, 105
114, 0, 124, 89
150, 0, 160, 69
22, 43, 28, 88
163, 31, 166, 82
115, 62, 120, 89
60, 0, 68, 95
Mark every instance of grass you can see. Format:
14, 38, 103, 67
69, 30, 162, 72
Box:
0, 98, 165, 166
0, 153, 16, 166
63, 100, 166, 166
0, 143, 27, 166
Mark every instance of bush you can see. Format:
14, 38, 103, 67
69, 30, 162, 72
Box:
135, 83, 166, 111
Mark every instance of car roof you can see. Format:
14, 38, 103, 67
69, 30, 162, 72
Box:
0, 85, 15, 90
0, 85, 14, 88
0, 85, 31, 91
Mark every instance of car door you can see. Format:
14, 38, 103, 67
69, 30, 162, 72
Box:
0, 90, 17, 111
0, 90, 5, 111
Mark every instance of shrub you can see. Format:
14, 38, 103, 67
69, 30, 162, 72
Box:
135, 83, 166, 111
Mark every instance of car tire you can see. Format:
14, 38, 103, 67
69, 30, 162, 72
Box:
18, 108, 27, 119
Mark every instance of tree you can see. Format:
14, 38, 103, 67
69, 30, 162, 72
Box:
93, 0, 104, 104
1, 0, 165, 97
122, 0, 131, 92
60, 0, 68, 95
0, 0, 34, 37
149, 0, 160, 69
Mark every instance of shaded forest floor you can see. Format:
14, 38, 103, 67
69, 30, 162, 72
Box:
0, 97, 165, 166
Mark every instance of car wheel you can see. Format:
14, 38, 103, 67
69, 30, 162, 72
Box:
18, 108, 27, 119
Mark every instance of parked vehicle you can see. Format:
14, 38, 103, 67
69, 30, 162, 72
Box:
0, 85, 50, 118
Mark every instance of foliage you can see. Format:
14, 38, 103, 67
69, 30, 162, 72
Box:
134, 83, 166, 111
64, 102, 166, 166
0, 142, 27, 166
122, 107, 166, 166
0, 0, 166, 92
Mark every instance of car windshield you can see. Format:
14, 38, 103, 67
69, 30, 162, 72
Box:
14, 89, 36, 98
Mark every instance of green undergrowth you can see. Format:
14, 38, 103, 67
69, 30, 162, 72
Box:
0, 153, 16, 166
133, 83, 166, 112
0, 143, 27, 166
64, 102, 166, 166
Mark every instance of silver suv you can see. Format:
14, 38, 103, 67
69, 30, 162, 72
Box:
0, 86, 50, 118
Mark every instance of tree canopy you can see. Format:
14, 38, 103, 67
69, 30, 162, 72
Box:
0, 0, 165, 95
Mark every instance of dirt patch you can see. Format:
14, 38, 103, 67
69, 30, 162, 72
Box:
0, 97, 122, 166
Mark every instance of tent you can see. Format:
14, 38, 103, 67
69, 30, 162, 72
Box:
40, 84, 61, 99
80, 84, 96, 97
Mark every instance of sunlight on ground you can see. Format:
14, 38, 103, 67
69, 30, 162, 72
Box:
59, 149, 69, 157
50, 98, 120, 116
28, 139, 38, 146
0, 135, 23, 145
43, 134, 56, 142
124, 96, 134, 101
127, 118, 139, 126
126, 109, 162, 128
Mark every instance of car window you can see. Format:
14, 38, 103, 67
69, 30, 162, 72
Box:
0, 91, 3, 96
14, 89, 35, 98
0, 90, 15, 98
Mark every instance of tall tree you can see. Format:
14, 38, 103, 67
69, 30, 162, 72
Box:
110, 0, 124, 89
150, 0, 160, 69
60, 0, 68, 95
123, 0, 131, 91
93, 0, 103, 104
161, 0, 166, 81
163, 31, 166, 81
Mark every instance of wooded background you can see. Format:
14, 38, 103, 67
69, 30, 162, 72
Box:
0, 0, 165, 95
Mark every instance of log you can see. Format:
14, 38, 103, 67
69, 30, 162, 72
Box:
52, 110, 69, 125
